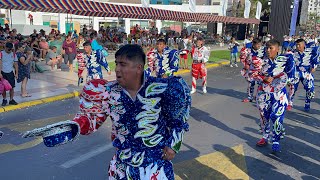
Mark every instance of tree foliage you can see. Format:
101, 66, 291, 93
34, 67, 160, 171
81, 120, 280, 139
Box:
232, 0, 270, 19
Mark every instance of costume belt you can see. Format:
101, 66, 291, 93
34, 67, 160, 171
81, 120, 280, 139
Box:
193, 60, 204, 63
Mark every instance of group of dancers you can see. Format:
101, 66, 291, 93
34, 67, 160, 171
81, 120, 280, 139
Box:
19, 33, 319, 179
21, 36, 207, 179
240, 34, 319, 152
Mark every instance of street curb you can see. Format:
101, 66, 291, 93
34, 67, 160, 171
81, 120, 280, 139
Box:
0, 91, 80, 113
0, 60, 229, 112
175, 60, 229, 76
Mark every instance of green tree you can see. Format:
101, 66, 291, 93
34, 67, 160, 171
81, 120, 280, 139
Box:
232, 0, 270, 18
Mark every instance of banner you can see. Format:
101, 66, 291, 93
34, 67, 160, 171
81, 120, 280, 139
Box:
255, 1, 262, 19
244, 0, 251, 18
221, 0, 227, 16
189, 0, 196, 12
289, 0, 299, 36
141, 0, 149, 8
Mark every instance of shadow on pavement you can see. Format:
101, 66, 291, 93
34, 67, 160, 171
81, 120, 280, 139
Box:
213, 144, 294, 180
205, 87, 247, 101
174, 143, 229, 180
190, 107, 320, 178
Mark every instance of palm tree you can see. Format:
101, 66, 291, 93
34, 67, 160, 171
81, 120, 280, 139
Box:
232, 0, 270, 19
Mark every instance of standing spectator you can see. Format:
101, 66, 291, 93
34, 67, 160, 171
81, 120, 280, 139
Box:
179, 35, 191, 69
76, 34, 85, 52
39, 37, 49, 60
228, 37, 239, 67
62, 35, 77, 72
28, 13, 33, 25
0, 42, 18, 106
16, 44, 32, 97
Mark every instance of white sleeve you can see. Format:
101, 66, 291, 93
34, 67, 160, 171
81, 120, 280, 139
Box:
203, 47, 210, 63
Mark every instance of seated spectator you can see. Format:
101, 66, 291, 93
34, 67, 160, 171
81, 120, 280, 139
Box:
46, 46, 62, 70
31, 37, 40, 58
49, 34, 63, 56
39, 37, 49, 60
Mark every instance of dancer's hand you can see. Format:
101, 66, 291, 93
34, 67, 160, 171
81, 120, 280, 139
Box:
264, 77, 273, 83
162, 146, 176, 161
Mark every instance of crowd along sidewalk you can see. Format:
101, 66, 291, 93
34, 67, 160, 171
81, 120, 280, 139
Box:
0, 45, 231, 112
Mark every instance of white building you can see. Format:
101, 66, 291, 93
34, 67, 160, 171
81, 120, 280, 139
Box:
308, 0, 320, 16
0, 0, 224, 35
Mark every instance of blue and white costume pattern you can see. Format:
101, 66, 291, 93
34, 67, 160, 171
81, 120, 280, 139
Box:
85, 49, 110, 81
22, 76, 191, 180
240, 47, 266, 101
289, 47, 319, 108
107, 76, 191, 179
146, 46, 179, 78
254, 54, 295, 151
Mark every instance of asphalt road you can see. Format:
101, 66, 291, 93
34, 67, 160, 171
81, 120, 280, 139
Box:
0, 65, 319, 180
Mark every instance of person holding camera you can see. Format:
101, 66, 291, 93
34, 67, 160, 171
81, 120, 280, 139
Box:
16, 44, 32, 97
0, 42, 19, 106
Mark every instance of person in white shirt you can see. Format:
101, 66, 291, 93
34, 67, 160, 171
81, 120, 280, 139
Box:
0, 42, 19, 106
191, 37, 210, 94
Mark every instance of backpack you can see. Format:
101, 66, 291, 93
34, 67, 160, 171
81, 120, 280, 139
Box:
178, 40, 185, 50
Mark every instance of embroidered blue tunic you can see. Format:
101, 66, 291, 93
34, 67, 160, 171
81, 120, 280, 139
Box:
146, 46, 179, 78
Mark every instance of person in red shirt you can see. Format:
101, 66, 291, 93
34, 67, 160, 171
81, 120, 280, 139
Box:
28, 13, 33, 25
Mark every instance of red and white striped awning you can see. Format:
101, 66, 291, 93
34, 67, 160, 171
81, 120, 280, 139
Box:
0, 0, 260, 24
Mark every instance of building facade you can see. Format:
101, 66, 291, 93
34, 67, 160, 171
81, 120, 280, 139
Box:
1, 0, 225, 35
308, 0, 320, 15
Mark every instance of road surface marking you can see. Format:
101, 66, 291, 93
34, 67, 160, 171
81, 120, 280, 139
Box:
0, 115, 73, 155
0, 138, 43, 154
174, 144, 249, 180
60, 143, 114, 168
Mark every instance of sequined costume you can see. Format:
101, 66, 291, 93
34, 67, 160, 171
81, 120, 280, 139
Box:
240, 47, 266, 101
191, 45, 210, 93
76, 52, 86, 78
85, 49, 110, 81
254, 54, 295, 151
146, 47, 179, 78
288, 47, 319, 110
22, 76, 191, 180
92, 39, 109, 57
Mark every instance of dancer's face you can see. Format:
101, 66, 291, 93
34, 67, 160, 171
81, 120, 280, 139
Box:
196, 40, 203, 47
266, 44, 279, 60
115, 56, 143, 90
253, 42, 262, 51
296, 42, 305, 53
156, 42, 166, 53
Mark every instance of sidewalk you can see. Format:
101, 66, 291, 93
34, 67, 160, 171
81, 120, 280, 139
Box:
0, 47, 230, 112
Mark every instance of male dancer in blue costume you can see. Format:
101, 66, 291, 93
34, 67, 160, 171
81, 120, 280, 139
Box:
146, 39, 179, 78
255, 39, 295, 153
22, 44, 191, 179
240, 38, 266, 102
82, 41, 111, 81
287, 39, 319, 111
